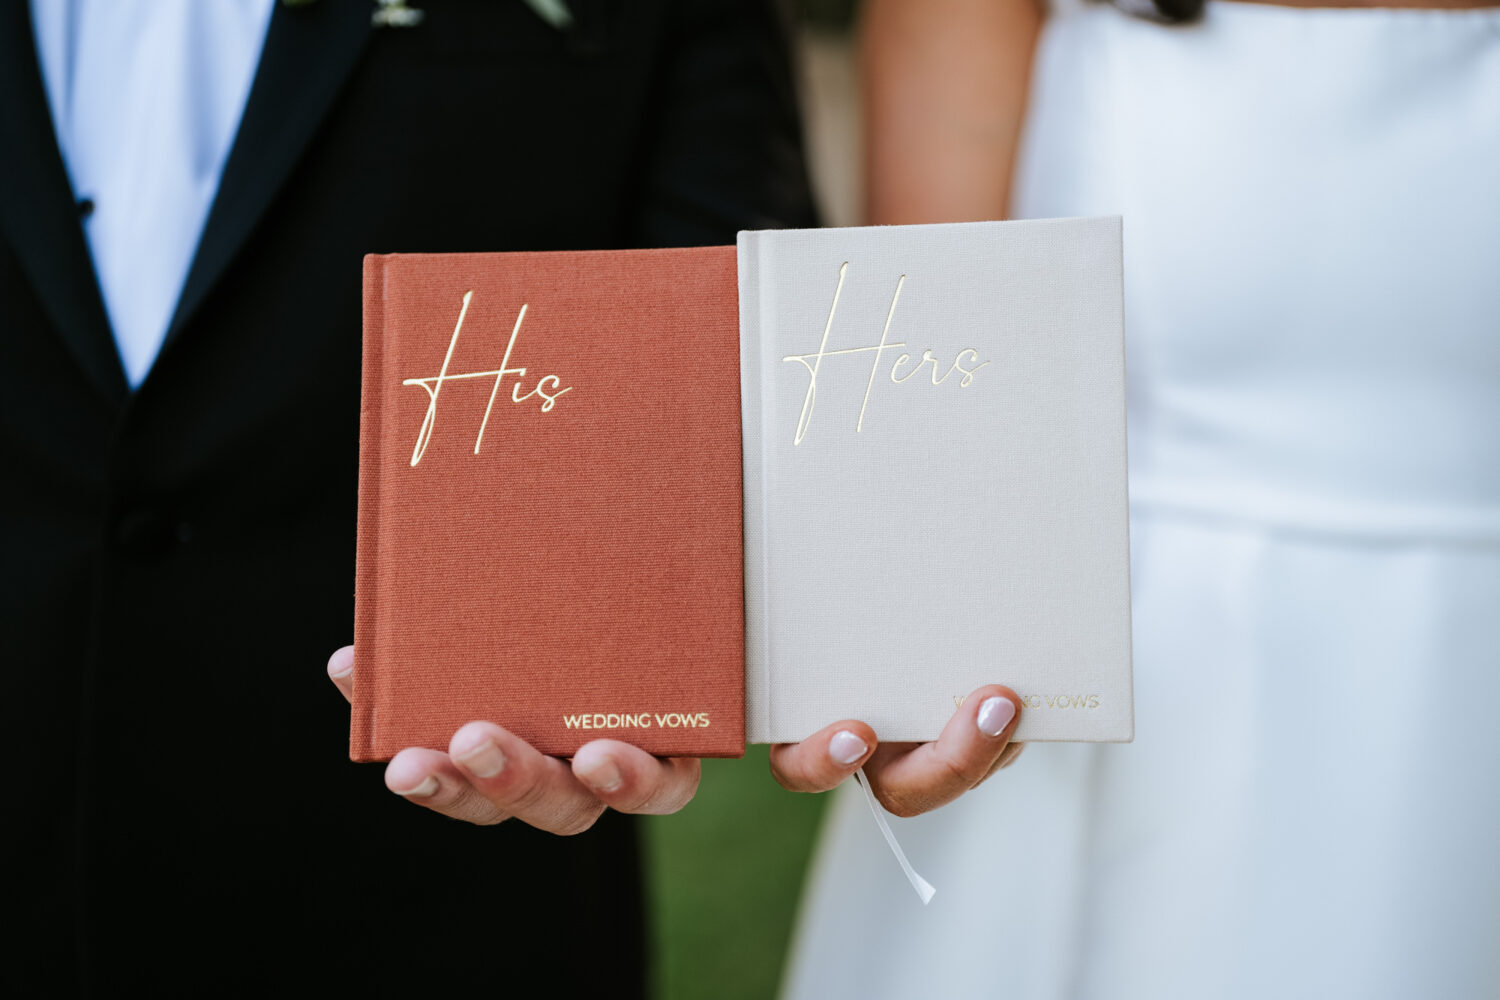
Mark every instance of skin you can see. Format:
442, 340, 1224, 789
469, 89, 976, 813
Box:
854, 0, 1487, 819
323, 0, 1500, 834
861, 0, 1044, 226
860, 0, 1496, 233
328, 646, 1025, 829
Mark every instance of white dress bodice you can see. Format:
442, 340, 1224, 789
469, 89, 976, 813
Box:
1016, 0, 1500, 540
783, 5, 1500, 999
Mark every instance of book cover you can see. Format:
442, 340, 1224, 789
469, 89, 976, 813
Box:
740, 217, 1133, 744
353, 247, 745, 760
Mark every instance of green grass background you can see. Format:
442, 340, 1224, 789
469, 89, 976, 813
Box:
644, 744, 829, 1000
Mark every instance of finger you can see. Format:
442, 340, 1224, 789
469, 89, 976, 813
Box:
975, 741, 1028, 787
448, 721, 605, 835
327, 645, 355, 704
995, 739, 1027, 770
384, 747, 509, 825
768, 719, 879, 793
571, 740, 701, 815
862, 685, 1021, 817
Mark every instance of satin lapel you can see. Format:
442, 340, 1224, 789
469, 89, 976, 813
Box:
162, 0, 371, 348
0, 3, 127, 405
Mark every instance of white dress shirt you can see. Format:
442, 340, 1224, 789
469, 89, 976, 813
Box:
30, 0, 276, 387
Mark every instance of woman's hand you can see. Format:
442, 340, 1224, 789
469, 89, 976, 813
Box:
767, 686, 1024, 817
328, 646, 1024, 830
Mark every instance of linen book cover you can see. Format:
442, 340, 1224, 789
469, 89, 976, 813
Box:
354, 247, 745, 760
740, 217, 1133, 744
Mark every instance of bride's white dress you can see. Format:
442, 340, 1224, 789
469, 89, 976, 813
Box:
781, 3, 1500, 997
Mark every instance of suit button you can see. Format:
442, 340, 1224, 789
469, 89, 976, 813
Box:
114, 508, 173, 558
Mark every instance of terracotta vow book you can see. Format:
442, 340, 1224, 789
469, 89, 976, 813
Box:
354, 219, 1133, 762
353, 248, 746, 759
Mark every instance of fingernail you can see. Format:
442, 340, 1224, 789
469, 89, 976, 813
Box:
328, 658, 353, 680
977, 696, 1017, 738
829, 729, 868, 766
576, 757, 623, 793
453, 738, 507, 779
396, 775, 439, 799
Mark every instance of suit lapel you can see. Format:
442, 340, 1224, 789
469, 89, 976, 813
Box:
0, 2, 126, 405
163, 0, 371, 349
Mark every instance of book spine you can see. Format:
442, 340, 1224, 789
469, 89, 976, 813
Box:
738, 232, 773, 743
349, 254, 386, 761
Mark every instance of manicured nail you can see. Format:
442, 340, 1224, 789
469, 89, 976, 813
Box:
576, 757, 623, 793
453, 738, 507, 779
328, 656, 353, 679
977, 696, 1016, 738
396, 775, 439, 798
829, 729, 868, 766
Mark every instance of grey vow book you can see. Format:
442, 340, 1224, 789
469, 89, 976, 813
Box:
739, 217, 1132, 743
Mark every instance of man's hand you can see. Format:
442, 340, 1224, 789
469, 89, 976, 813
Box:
327, 646, 697, 833
328, 646, 1023, 830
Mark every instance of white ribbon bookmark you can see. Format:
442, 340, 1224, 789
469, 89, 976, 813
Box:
854, 767, 937, 905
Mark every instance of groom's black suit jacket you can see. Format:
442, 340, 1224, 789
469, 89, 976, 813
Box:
0, 1, 814, 992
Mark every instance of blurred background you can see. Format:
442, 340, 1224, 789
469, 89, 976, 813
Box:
789, 0, 861, 229
643, 4, 859, 998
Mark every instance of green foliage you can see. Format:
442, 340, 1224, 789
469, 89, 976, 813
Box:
645, 745, 829, 1000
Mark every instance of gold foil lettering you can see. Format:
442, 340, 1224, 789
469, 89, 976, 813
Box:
953, 348, 991, 387
782, 264, 989, 444
561, 711, 710, 729
406, 290, 474, 467
474, 302, 530, 455
858, 274, 906, 432
403, 292, 572, 466
954, 693, 1099, 712
1019, 694, 1101, 710
783, 262, 850, 446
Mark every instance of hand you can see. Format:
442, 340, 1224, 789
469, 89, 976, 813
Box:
327, 645, 699, 834
767, 685, 1025, 817
329, 647, 1023, 829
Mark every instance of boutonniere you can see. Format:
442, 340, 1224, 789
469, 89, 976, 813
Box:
285, 0, 575, 34
371, 0, 425, 28
522, 0, 574, 30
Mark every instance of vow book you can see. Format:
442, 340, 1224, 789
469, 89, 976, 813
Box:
353, 217, 1132, 761
353, 248, 746, 760
740, 217, 1132, 743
